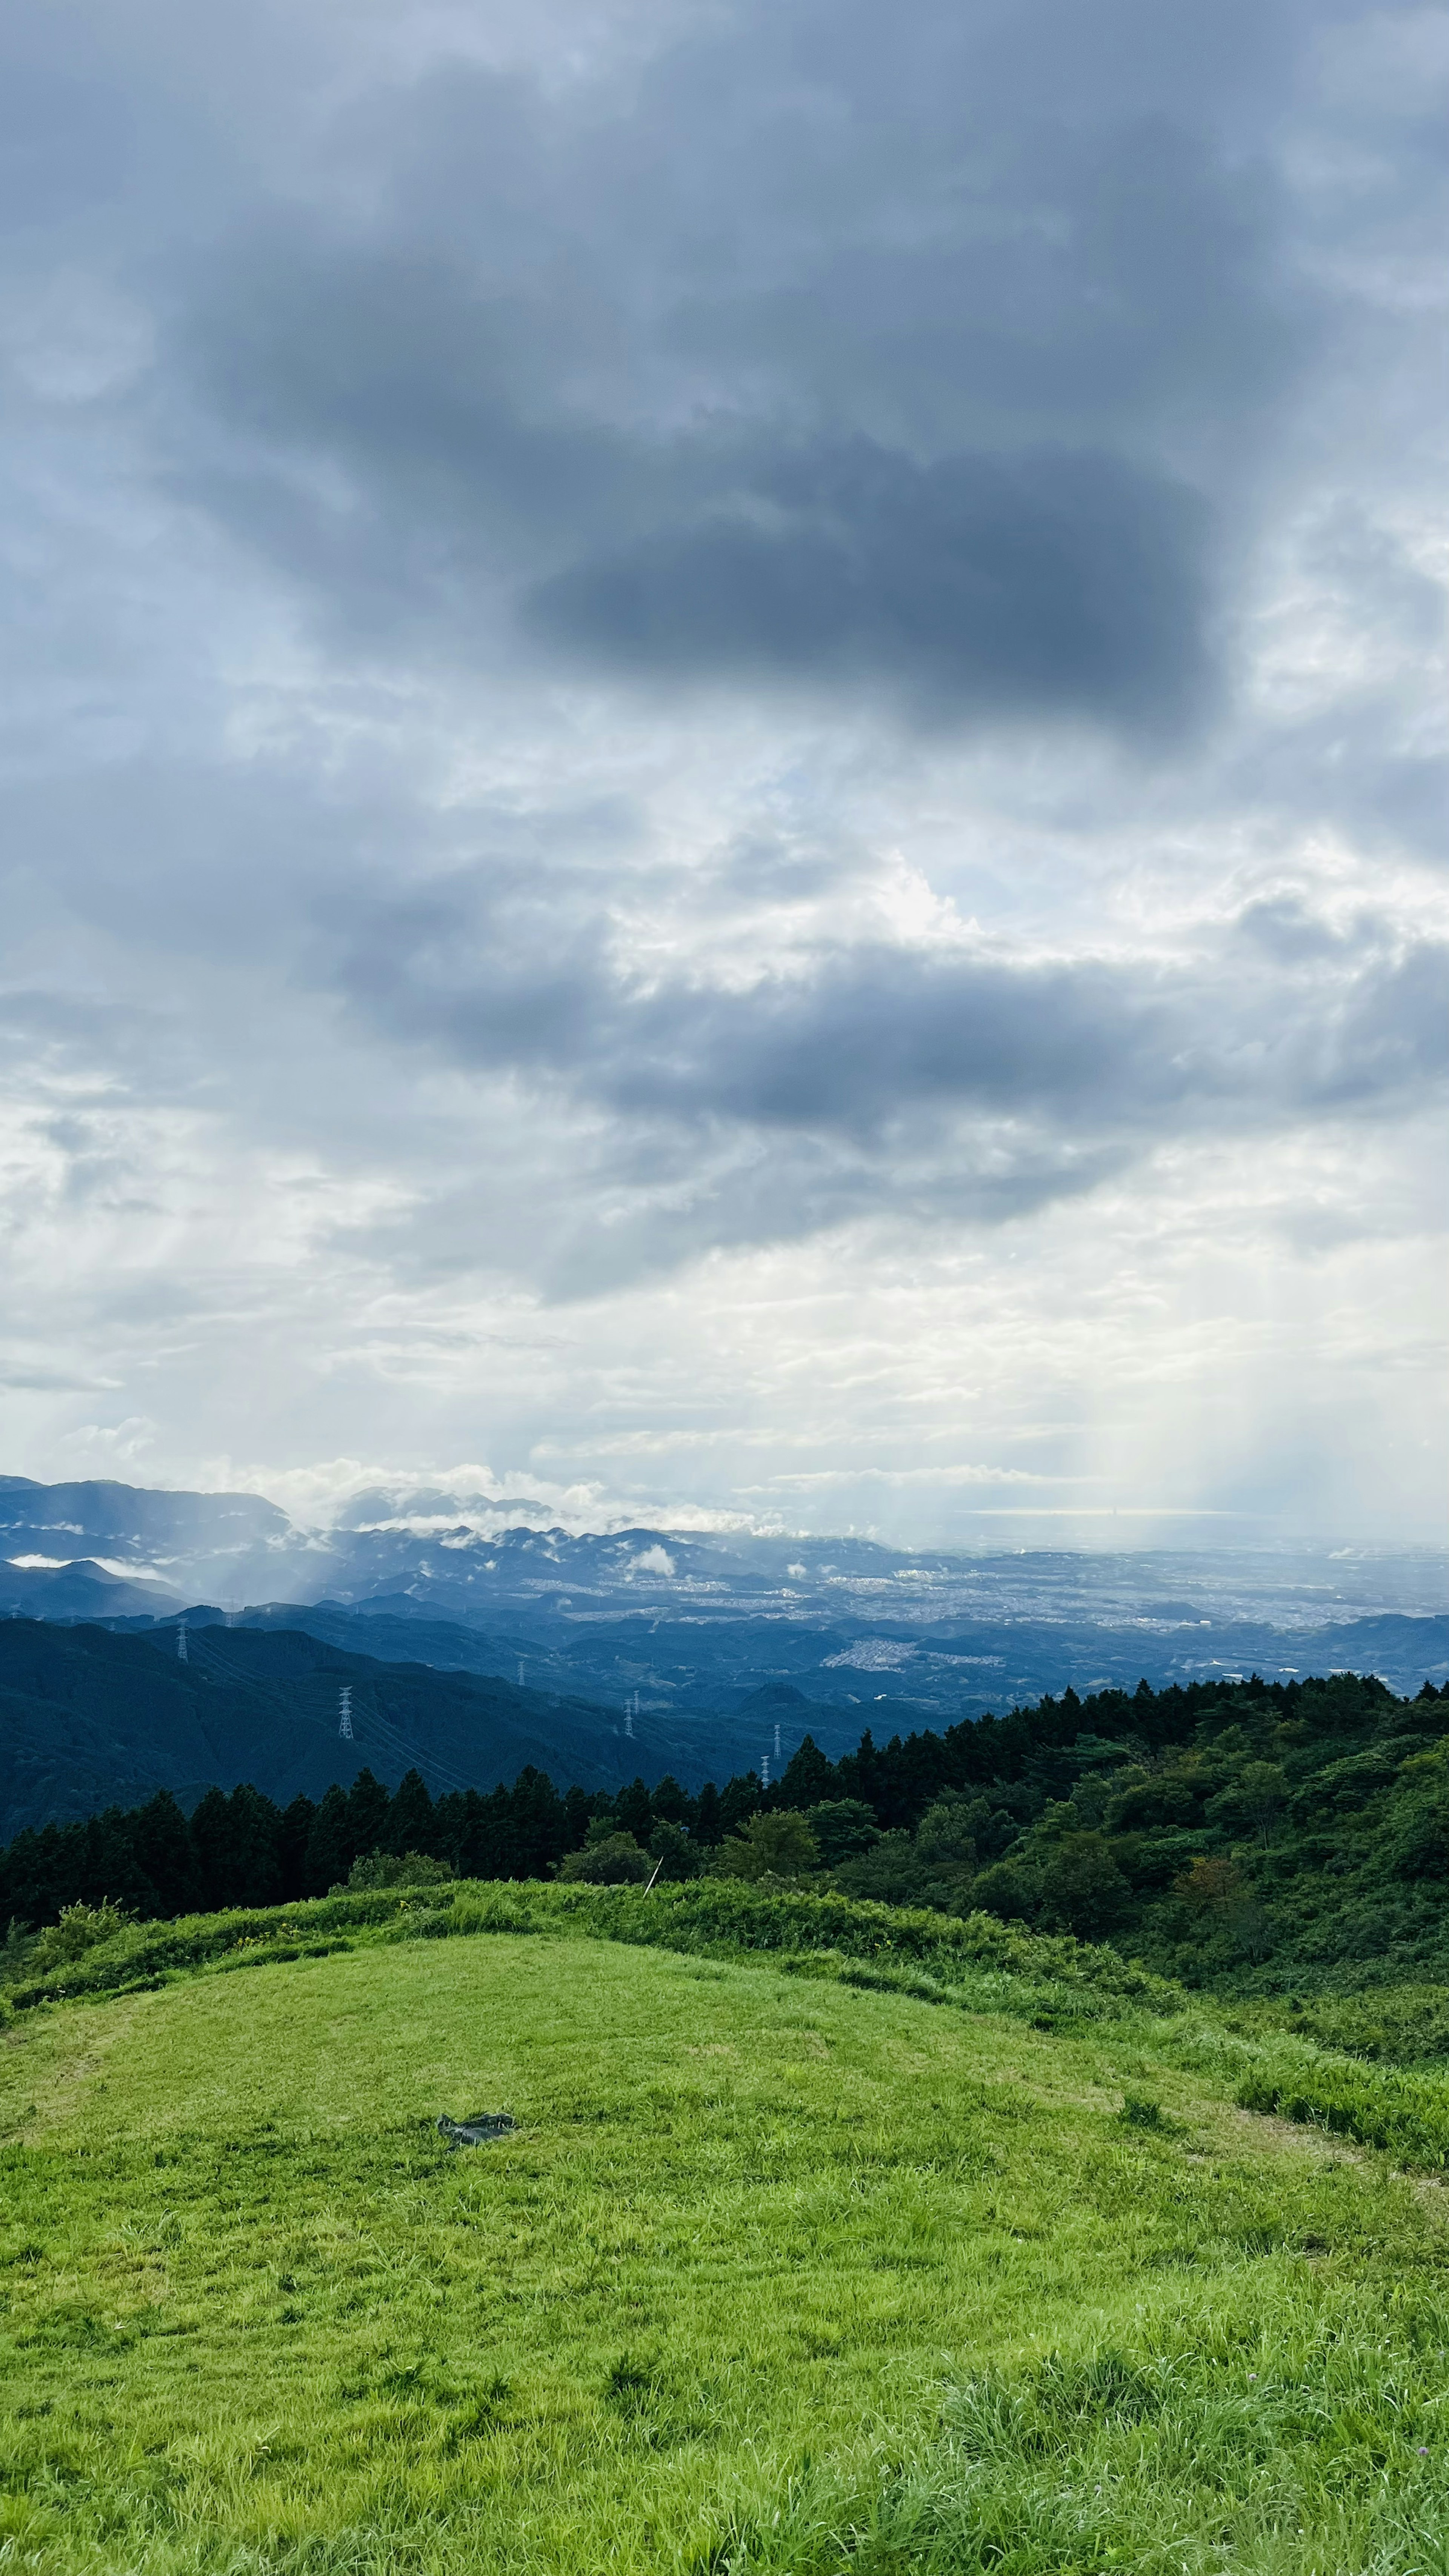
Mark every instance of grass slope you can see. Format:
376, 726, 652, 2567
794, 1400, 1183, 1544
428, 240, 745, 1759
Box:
4, 1895, 1449, 2573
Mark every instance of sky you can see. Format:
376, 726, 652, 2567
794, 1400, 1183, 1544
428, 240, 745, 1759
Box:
0, 0, 1444, 1548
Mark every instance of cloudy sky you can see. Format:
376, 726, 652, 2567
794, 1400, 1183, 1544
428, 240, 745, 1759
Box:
0, 0, 1444, 1545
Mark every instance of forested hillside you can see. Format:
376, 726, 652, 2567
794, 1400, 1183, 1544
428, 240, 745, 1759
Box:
6, 1665, 1447, 1991
0, 1619, 651, 1838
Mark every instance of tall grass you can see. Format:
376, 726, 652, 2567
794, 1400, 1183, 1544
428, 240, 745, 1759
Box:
712, 2288, 1449, 2574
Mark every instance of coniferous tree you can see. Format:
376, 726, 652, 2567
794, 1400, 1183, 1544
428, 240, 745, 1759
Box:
188, 1786, 237, 1910
778, 1736, 838, 1808
278, 1794, 317, 1902
614, 1778, 654, 1844
511, 1767, 569, 1876
463, 1786, 514, 1877
219, 1784, 284, 1909
719, 1773, 764, 1836
387, 1769, 434, 1855
694, 1783, 723, 1845
346, 1769, 390, 1859
303, 1783, 354, 1895
130, 1790, 201, 1917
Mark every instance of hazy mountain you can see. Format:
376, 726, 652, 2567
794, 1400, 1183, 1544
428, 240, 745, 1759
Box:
0, 1618, 788, 1840
3, 1479, 1446, 1820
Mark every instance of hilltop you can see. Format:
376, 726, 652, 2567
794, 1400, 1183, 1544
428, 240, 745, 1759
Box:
4, 1878, 1449, 2574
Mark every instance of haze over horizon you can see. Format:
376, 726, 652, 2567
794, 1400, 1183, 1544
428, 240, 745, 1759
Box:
0, 0, 1444, 1553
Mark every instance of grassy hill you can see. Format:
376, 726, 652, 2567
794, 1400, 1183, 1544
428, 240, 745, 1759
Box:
4, 1883, 1449, 2572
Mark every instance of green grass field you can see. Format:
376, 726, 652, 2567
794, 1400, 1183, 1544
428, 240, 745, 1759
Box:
4, 1909, 1449, 2573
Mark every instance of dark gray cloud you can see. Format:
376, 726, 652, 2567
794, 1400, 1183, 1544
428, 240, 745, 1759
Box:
330, 875, 1449, 1157
528, 442, 1212, 730
159, 0, 1336, 735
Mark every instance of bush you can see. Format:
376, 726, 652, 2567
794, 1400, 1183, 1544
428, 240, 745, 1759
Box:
557, 1833, 652, 1885
830, 1832, 935, 1908
25, 1900, 131, 1973
346, 1849, 453, 1892
712, 1812, 820, 1882
973, 1860, 1039, 1924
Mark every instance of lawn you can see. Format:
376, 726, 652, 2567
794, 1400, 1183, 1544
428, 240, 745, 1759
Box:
2, 1922, 1447, 2573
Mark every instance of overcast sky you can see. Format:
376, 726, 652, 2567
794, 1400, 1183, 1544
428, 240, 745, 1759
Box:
0, 0, 1444, 1546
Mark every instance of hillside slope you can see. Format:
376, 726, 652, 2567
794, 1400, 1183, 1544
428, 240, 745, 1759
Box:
0, 1620, 647, 1838
2, 1898, 1447, 2575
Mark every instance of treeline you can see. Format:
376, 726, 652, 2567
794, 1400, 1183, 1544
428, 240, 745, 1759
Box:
0, 1764, 744, 1930
5, 1670, 1449, 1989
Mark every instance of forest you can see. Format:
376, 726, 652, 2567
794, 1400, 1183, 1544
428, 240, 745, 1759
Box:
5, 1667, 1447, 1991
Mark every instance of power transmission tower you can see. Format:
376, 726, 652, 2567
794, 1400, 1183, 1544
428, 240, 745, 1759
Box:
774, 1721, 782, 1760
517, 1659, 525, 1688
760, 1752, 770, 1788
176, 1623, 188, 1663
624, 1698, 634, 1740
338, 1685, 353, 1740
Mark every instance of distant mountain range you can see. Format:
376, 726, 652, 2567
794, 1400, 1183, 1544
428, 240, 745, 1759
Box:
1, 1473, 1445, 1835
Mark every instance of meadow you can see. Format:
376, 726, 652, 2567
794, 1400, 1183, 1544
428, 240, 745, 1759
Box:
3, 1889, 1449, 2573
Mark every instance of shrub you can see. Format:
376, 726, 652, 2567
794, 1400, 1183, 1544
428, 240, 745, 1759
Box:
346, 1850, 453, 1892
973, 1860, 1039, 1924
712, 1812, 820, 1882
25, 1900, 131, 1973
557, 1833, 652, 1885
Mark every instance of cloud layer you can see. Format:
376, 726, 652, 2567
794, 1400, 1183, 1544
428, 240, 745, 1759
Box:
0, 0, 1443, 1540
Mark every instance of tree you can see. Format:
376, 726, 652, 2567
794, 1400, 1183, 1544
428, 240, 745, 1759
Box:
780, 1737, 839, 1808
806, 1799, 880, 1867
223, 1785, 284, 1909
188, 1787, 235, 1910
649, 1775, 689, 1825
303, 1784, 354, 1895
832, 1832, 937, 1907
1037, 1833, 1131, 1938
648, 1819, 698, 1881
130, 1790, 201, 1918
1205, 1762, 1288, 1848
972, 1859, 1039, 1924
511, 1768, 570, 1878
719, 1774, 764, 1837
713, 1811, 819, 1881
614, 1778, 654, 1845
915, 1792, 978, 1874
694, 1784, 723, 1846
558, 1832, 651, 1884
278, 1795, 317, 1902
388, 1769, 435, 1855
347, 1770, 391, 1858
